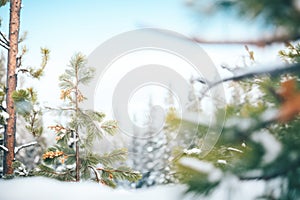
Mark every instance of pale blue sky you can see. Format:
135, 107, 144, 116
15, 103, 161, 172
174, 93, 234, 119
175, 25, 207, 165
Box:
0, 0, 265, 65
0, 0, 283, 131
0, 0, 200, 108
0, 0, 286, 148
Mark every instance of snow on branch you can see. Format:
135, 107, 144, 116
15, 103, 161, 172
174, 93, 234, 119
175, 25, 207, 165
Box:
15, 141, 37, 154
0, 145, 8, 152
88, 165, 101, 183
227, 147, 243, 153
180, 157, 222, 182
197, 62, 300, 98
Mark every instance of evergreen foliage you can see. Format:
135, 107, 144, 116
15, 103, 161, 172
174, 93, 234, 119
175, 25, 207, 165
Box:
189, 0, 300, 37
176, 43, 300, 199
0, 0, 49, 175
174, 1, 300, 199
37, 53, 141, 186
0, 47, 48, 177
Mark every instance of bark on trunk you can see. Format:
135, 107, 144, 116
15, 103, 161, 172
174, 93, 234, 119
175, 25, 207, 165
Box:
3, 0, 22, 176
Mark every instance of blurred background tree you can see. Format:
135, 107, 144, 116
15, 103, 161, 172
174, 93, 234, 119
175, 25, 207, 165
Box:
175, 0, 300, 199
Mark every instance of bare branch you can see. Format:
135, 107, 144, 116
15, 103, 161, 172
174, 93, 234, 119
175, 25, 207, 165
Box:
0, 40, 9, 50
18, 68, 29, 73
192, 34, 300, 47
0, 105, 7, 112
15, 141, 37, 154
44, 106, 75, 111
0, 145, 8, 152
0, 31, 9, 45
0, 38, 8, 46
151, 28, 300, 47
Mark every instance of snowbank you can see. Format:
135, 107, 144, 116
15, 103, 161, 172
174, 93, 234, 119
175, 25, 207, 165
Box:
0, 177, 265, 200
0, 177, 187, 200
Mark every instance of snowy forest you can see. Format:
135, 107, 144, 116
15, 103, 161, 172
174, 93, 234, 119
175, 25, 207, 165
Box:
0, 0, 300, 200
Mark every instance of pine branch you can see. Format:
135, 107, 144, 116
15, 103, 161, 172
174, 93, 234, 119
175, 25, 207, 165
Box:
61, 78, 75, 88
97, 166, 141, 182
0, 144, 8, 152
197, 62, 300, 98
36, 165, 75, 181
98, 148, 127, 166
15, 141, 37, 154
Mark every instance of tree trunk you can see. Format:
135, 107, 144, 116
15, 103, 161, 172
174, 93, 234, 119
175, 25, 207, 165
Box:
75, 62, 80, 182
3, 0, 22, 176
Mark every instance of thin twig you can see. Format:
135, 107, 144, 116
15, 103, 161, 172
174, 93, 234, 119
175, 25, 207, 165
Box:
0, 41, 9, 50
151, 28, 300, 47
62, 79, 75, 87
15, 141, 37, 154
192, 34, 300, 47
96, 167, 136, 174
0, 31, 9, 45
18, 68, 29, 73
0, 105, 7, 112
44, 106, 75, 111
0, 145, 8, 152
0, 38, 8, 46
88, 165, 101, 182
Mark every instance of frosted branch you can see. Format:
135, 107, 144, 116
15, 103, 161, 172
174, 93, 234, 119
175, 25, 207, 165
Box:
0, 145, 8, 152
197, 62, 300, 99
227, 147, 243, 153
15, 141, 37, 154
44, 106, 75, 111
88, 165, 101, 183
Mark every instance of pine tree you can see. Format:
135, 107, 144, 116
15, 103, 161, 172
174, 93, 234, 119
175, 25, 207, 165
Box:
37, 53, 141, 187
0, 0, 49, 178
1, 0, 22, 176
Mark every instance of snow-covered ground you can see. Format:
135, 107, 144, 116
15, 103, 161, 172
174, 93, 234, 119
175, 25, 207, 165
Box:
0, 177, 265, 200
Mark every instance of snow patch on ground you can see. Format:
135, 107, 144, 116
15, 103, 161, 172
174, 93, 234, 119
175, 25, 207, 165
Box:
0, 177, 266, 200
203, 175, 266, 200
0, 177, 187, 200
